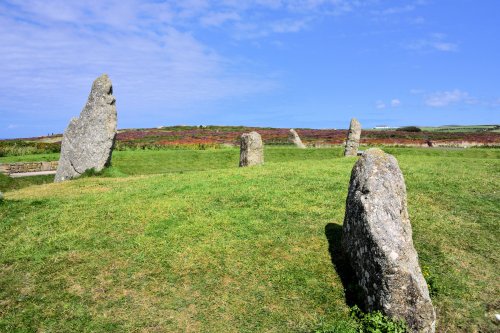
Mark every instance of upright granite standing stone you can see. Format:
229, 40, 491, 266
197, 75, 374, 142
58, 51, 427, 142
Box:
239, 131, 264, 167
55, 74, 117, 182
342, 148, 436, 332
288, 129, 306, 148
344, 118, 362, 156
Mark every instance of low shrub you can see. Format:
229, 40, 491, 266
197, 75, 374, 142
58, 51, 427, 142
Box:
0, 140, 60, 157
114, 141, 227, 151
421, 265, 439, 297
350, 306, 409, 333
313, 306, 409, 333
396, 126, 422, 132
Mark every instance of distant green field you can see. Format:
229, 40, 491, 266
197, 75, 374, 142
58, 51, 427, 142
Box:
1, 147, 499, 332
419, 125, 500, 132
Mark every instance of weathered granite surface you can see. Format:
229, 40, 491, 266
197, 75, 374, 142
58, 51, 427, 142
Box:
344, 118, 361, 156
288, 129, 306, 148
55, 74, 117, 182
342, 148, 436, 332
239, 131, 264, 167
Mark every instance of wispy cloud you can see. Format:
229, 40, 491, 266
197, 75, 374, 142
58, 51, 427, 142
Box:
391, 99, 401, 107
0, 0, 280, 120
376, 101, 386, 109
271, 18, 311, 33
372, 4, 417, 16
212, 0, 363, 40
376, 99, 401, 109
425, 89, 470, 107
406, 33, 458, 52
200, 11, 241, 27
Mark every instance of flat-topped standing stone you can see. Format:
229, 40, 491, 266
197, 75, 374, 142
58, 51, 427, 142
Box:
55, 74, 117, 182
342, 148, 436, 332
239, 131, 264, 167
288, 129, 306, 148
344, 118, 361, 156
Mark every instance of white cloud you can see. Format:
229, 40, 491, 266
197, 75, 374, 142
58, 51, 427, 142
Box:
391, 99, 401, 107
200, 11, 240, 27
406, 33, 458, 53
271, 18, 310, 33
194, 0, 368, 39
410, 89, 424, 94
0, 0, 279, 118
432, 42, 458, 52
376, 99, 401, 109
372, 4, 416, 16
376, 101, 386, 109
425, 90, 469, 107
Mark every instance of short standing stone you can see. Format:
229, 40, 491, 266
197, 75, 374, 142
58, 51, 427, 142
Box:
0, 191, 3, 202
288, 129, 306, 148
239, 131, 264, 167
55, 74, 117, 182
344, 118, 361, 156
342, 148, 436, 332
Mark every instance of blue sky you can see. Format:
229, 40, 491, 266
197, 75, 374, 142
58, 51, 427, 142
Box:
1, 0, 499, 138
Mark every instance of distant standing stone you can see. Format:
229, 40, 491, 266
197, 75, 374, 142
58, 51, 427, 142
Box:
288, 129, 306, 148
342, 148, 436, 332
0, 191, 3, 202
344, 118, 362, 156
239, 131, 264, 167
55, 74, 117, 182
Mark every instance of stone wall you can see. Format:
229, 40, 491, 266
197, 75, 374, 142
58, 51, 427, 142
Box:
0, 161, 59, 175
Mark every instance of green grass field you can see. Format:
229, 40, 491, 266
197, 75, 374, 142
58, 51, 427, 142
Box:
1, 147, 499, 332
418, 125, 500, 133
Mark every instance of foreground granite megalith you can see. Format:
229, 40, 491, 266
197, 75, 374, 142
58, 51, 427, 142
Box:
239, 131, 264, 167
344, 118, 361, 156
342, 148, 436, 332
288, 129, 306, 148
55, 74, 117, 182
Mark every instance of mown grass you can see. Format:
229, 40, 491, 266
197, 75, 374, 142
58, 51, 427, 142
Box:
0, 147, 499, 332
1, 147, 343, 192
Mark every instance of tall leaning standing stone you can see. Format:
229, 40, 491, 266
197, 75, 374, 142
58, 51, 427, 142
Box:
288, 129, 306, 148
344, 118, 361, 156
342, 148, 436, 332
239, 131, 264, 167
55, 74, 117, 182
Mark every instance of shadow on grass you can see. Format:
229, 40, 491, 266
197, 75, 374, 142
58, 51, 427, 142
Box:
0, 173, 54, 192
324, 223, 364, 309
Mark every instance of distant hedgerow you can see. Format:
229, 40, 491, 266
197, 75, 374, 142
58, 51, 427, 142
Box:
396, 126, 422, 132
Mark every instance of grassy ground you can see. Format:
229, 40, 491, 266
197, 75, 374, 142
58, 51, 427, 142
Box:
0, 153, 60, 163
0, 147, 499, 332
419, 125, 500, 133
0, 173, 54, 193
1, 147, 343, 191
